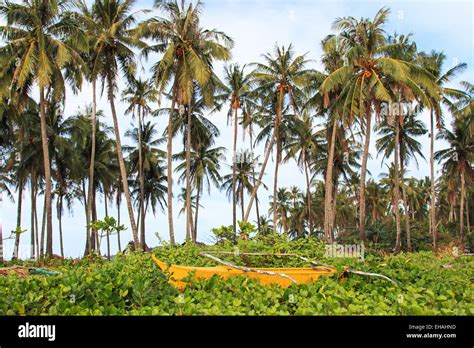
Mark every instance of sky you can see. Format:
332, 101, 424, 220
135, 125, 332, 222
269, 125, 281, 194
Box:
1, 0, 473, 259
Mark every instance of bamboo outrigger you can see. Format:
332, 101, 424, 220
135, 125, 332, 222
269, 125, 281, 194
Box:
152, 252, 339, 289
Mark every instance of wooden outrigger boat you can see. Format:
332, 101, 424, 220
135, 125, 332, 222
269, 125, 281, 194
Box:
152, 252, 339, 289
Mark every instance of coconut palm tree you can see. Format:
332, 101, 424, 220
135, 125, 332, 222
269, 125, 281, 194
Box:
320, 8, 436, 243
435, 117, 473, 246
90, 0, 149, 249
139, 0, 233, 243
175, 144, 224, 240
0, 0, 87, 256
214, 63, 251, 235
125, 120, 165, 247
418, 50, 466, 251
376, 114, 427, 250
283, 112, 323, 234
122, 78, 159, 249
245, 44, 313, 230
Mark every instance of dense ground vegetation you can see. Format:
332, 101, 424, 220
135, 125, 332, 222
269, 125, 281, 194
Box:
0, 0, 472, 263
1, 238, 472, 315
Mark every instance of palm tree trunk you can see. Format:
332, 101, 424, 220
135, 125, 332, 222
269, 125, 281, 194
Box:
39, 85, 53, 257
34, 185, 39, 259
466, 195, 470, 237
138, 106, 146, 250
249, 129, 261, 232
430, 109, 437, 251
359, 103, 372, 243
59, 196, 64, 258
166, 91, 177, 245
40, 193, 46, 258
91, 187, 97, 252
244, 89, 283, 222
460, 167, 465, 247
185, 104, 193, 242
330, 180, 338, 243
400, 159, 411, 251
85, 80, 97, 256
13, 179, 23, 259
303, 154, 313, 235
393, 118, 402, 254
324, 118, 338, 243
193, 189, 200, 242
241, 184, 245, 222
107, 77, 139, 249
30, 173, 36, 259
105, 194, 111, 259
232, 108, 238, 236
273, 139, 281, 235
117, 193, 122, 252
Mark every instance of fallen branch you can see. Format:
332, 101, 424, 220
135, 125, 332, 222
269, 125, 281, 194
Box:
202, 251, 337, 271
199, 252, 298, 284
344, 269, 398, 286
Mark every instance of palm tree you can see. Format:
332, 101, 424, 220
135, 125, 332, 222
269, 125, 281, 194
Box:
435, 117, 473, 246
122, 78, 159, 249
125, 120, 165, 247
66, 107, 118, 253
221, 160, 267, 223
0, 0, 87, 256
419, 51, 466, 251
215, 63, 250, 235
90, 0, 147, 249
376, 114, 427, 250
139, 0, 233, 243
245, 44, 313, 232
175, 144, 224, 240
283, 112, 323, 234
320, 8, 436, 243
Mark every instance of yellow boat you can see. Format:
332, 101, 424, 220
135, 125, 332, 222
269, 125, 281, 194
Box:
152, 254, 337, 289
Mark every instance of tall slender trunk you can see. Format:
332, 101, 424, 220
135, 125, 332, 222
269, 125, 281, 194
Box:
117, 193, 122, 252
107, 77, 139, 249
303, 154, 313, 235
460, 167, 465, 247
193, 189, 200, 242
232, 107, 238, 235
30, 173, 36, 259
400, 158, 411, 251
85, 80, 97, 256
58, 196, 64, 258
240, 184, 245, 222
244, 89, 284, 222
138, 106, 146, 249
91, 188, 97, 252
358, 103, 371, 242
249, 129, 261, 231
34, 186, 39, 258
330, 181, 338, 242
393, 117, 402, 254
105, 194, 110, 259
166, 91, 177, 245
39, 85, 53, 257
430, 110, 437, 251
466, 192, 470, 238
273, 139, 281, 235
185, 104, 193, 242
40, 193, 46, 258
324, 118, 338, 243
13, 180, 23, 259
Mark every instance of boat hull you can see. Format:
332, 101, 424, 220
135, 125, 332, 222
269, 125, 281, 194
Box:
152, 255, 337, 289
